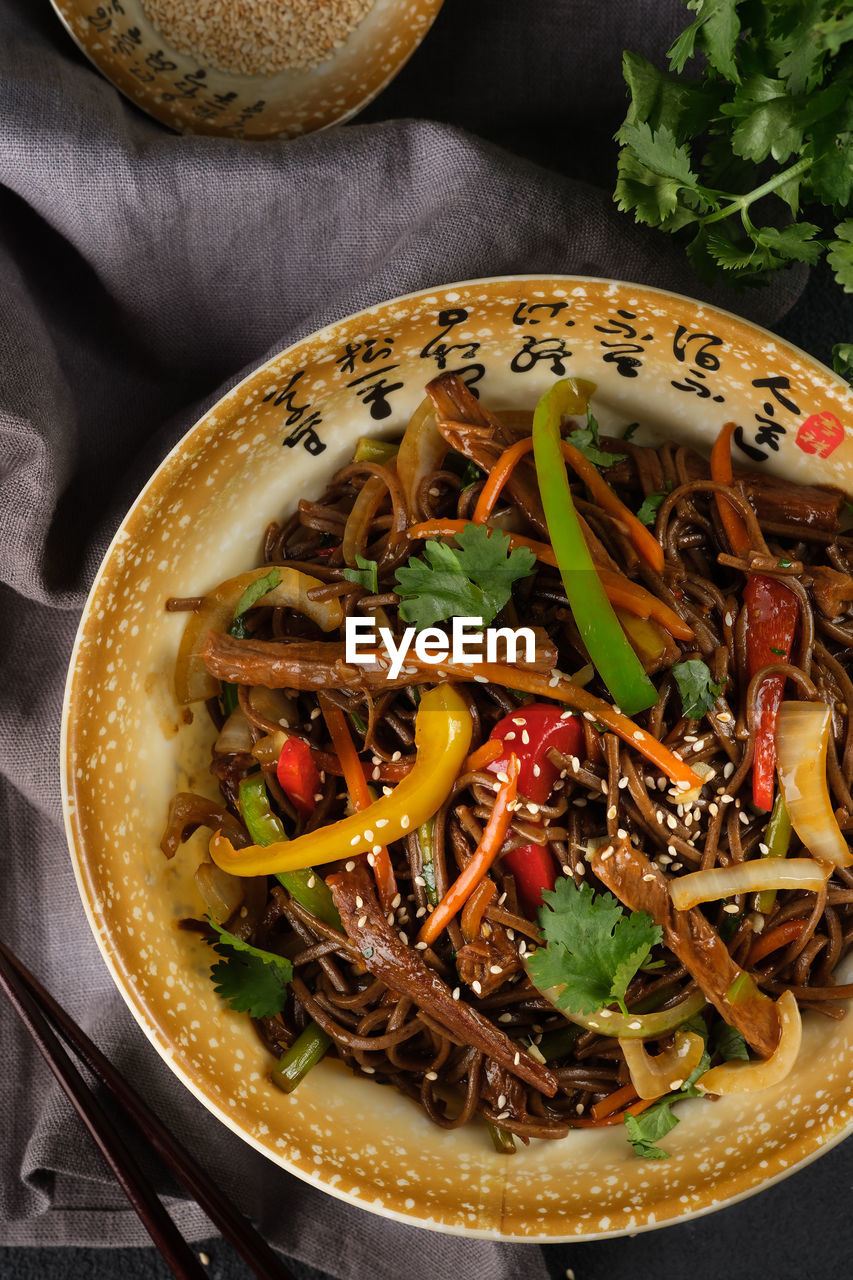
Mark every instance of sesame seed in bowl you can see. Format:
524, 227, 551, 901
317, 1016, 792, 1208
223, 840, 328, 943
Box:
139, 0, 379, 78
49, 0, 444, 139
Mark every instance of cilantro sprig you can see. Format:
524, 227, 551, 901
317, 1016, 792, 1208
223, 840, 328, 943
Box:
528, 878, 662, 1017
394, 522, 536, 630
672, 658, 724, 719
625, 1013, 712, 1159
625, 1099, 680, 1159
615, 1, 853, 290
206, 917, 293, 1018
833, 342, 853, 382
568, 408, 627, 468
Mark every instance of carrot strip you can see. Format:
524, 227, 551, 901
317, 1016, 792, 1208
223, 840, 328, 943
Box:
464, 739, 504, 772
590, 1081, 642, 1121
406, 521, 693, 642
472, 436, 664, 572
564, 1096, 658, 1128
419, 659, 702, 790
409, 517, 537, 548
596, 569, 694, 642
472, 437, 535, 524
710, 422, 751, 555
318, 697, 397, 910
746, 917, 810, 967
559, 440, 664, 572
417, 755, 519, 947
460, 878, 497, 942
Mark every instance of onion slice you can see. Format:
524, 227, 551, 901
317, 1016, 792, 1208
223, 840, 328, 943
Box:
776, 700, 853, 867
694, 990, 802, 1095
195, 860, 245, 923
175, 567, 343, 703
214, 708, 253, 755
619, 1029, 706, 1099
669, 858, 830, 911
341, 475, 388, 568
395, 397, 448, 522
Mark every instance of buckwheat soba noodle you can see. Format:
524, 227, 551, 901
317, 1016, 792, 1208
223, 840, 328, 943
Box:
162, 371, 853, 1156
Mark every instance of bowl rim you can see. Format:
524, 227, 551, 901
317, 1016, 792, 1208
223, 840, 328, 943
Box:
60, 273, 853, 1241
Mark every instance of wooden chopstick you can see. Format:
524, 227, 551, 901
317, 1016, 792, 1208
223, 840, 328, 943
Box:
0, 940, 295, 1280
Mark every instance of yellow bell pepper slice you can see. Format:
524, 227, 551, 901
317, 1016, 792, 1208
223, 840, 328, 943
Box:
209, 683, 473, 876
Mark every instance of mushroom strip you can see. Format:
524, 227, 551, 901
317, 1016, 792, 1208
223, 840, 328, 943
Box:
326, 863, 558, 1095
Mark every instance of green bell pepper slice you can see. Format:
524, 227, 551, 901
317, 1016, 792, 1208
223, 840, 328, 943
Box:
532, 380, 657, 716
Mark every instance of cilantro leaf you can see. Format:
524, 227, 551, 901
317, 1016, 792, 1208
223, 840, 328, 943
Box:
206, 917, 293, 1018
233, 569, 281, 620
672, 659, 723, 719
833, 342, 853, 382
621, 51, 688, 136
828, 220, 853, 292
459, 459, 486, 491
636, 491, 666, 526
713, 1019, 750, 1062
342, 554, 379, 593
754, 221, 823, 264
723, 77, 804, 164
617, 120, 702, 190
622, 422, 640, 440
667, 0, 740, 81
394, 523, 535, 631
814, 10, 853, 57
568, 409, 627, 468
812, 132, 853, 205
625, 1099, 679, 1159
529, 878, 662, 1017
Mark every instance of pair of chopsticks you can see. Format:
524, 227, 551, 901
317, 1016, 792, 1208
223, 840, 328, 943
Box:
0, 939, 295, 1280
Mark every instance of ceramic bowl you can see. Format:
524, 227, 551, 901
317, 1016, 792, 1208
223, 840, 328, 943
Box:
62, 276, 853, 1240
50, 0, 443, 138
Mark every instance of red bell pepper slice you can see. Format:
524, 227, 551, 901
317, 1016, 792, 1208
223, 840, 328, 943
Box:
744, 574, 798, 811
486, 703, 584, 916
276, 737, 321, 818
710, 422, 799, 813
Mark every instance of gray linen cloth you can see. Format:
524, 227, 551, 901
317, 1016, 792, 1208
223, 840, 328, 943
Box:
0, 0, 809, 1275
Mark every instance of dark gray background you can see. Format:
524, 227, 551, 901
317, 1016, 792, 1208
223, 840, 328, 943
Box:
2, 0, 852, 1277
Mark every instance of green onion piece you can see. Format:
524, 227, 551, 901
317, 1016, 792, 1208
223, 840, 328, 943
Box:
238, 774, 286, 845
756, 793, 793, 914
486, 1122, 517, 1154
536, 1023, 583, 1061
238, 775, 340, 928
220, 682, 239, 717
221, 598, 253, 714
532, 380, 657, 715
416, 817, 438, 905
271, 1022, 332, 1093
275, 870, 341, 930
349, 709, 368, 736
354, 437, 399, 464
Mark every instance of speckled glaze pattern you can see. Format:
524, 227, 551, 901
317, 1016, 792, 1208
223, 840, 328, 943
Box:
62, 277, 853, 1240
49, 0, 443, 138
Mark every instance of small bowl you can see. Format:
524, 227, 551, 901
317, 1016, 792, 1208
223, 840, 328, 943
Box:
50, 0, 443, 138
62, 276, 853, 1239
